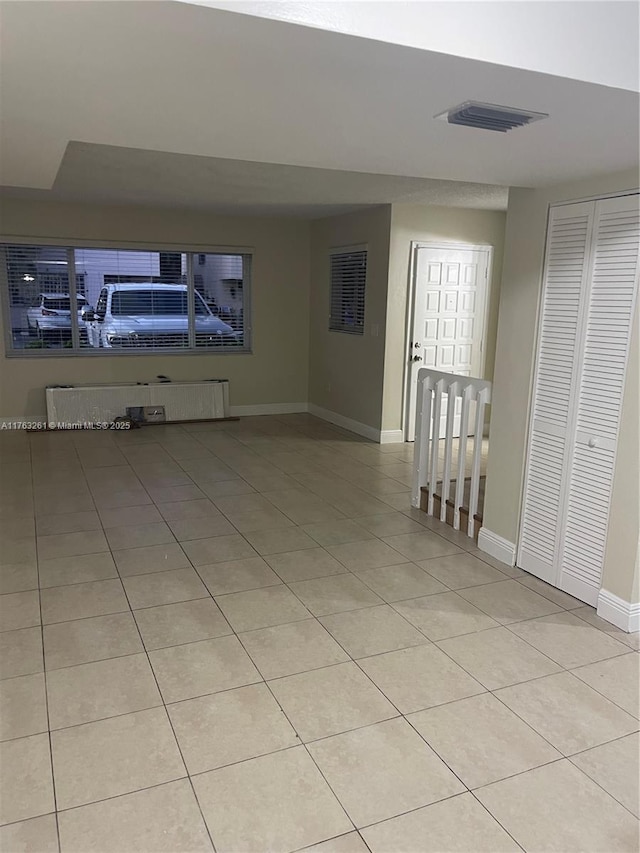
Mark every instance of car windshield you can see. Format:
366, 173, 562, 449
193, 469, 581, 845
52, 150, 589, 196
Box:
110, 291, 208, 316
41, 296, 86, 311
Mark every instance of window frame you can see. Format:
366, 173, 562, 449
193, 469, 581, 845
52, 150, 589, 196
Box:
328, 243, 368, 336
0, 237, 253, 358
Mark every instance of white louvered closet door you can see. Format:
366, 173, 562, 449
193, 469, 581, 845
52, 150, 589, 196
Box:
519, 193, 639, 603
518, 202, 595, 584
558, 194, 640, 604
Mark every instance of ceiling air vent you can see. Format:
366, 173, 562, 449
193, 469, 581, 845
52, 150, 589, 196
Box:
435, 101, 548, 132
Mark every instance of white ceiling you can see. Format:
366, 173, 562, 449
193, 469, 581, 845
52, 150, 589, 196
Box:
0, 1, 638, 216
190, 0, 640, 92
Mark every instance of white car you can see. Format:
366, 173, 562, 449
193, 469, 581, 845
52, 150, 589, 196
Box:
27, 293, 87, 336
82, 283, 239, 348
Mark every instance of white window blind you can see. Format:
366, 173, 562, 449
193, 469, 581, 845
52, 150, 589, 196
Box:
329, 246, 367, 335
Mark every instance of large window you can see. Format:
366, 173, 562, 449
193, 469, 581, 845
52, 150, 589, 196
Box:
1, 244, 251, 355
329, 245, 367, 335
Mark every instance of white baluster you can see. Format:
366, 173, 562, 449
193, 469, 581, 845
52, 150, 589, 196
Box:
428, 379, 444, 516
412, 373, 432, 508
440, 380, 458, 522
467, 387, 488, 537
453, 384, 472, 530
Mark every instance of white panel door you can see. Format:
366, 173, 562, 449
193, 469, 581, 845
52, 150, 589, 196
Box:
558, 194, 640, 604
518, 202, 595, 583
406, 246, 489, 441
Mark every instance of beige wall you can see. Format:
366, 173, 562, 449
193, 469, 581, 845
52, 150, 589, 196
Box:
0, 197, 311, 417
383, 204, 506, 432
483, 169, 639, 600
309, 206, 392, 431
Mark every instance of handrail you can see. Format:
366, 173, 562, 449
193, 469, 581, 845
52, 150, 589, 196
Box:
412, 368, 491, 537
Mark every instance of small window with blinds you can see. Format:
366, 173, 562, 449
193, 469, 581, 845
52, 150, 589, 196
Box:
1, 243, 251, 356
329, 246, 367, 335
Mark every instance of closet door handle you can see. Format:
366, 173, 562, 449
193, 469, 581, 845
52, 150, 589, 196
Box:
587, 437, 598, 448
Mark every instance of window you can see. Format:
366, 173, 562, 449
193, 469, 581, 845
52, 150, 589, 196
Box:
1, 244, 252, 355
329, 246, 367, 335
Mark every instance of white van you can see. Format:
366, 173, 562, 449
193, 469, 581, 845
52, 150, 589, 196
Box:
82, 283, 238, 348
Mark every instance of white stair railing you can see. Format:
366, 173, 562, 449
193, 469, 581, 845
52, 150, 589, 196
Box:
412, 368, 491, 537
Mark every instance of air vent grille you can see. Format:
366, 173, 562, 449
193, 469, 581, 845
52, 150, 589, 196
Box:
435, 101, 548, 132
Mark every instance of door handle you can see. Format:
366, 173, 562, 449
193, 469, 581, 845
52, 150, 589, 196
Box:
588, 437, 598, 448
411, 355, 423, 362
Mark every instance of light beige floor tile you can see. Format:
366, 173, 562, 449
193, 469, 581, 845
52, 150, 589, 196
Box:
227, 507, 297, 533
57, 779, 213, 853
0, 590, 40, 632
266, 548, 347, 583
354, 513, 425, 537
47, 653, 162, 729
36, 510, 101, 536
112, 542, 190, 577
200, 479, 256, 499
192, 747, 352, 852
0, 673, 47, 741
516, 574, 584, 609
437, 626, 562, 689
37, 530, 109, 561
362, 792, 520, 853
134, 598, 231, 650
476, 759, 640, 853
43, 611, 142, 670
458, 579, 563, 624
51, 707, 186, 810
157, 498, 221, 520
417, 552, 508, 589
199, 557, 282, 596
149, 635, 261, 703
0, 538, 37, 567
304, 831, 370, 853
509, 611, 631, 668
41, 579, 129, 624
0, 734, 54, 825
394, 591, 499, 640
495, 672, 638, 754
38, 552, 117, 588
216, 584, 310, 631
0, 562, 38, 595
167, 515, 237, 541
122, 568, 208, 609
410, 692, 560, 788
0, 627, 43, 680
358, 643, 484, 714
0, 814, 59, 853
243, 526, 318, 555
301, 520, 374, 547
571, 733, 639, 817
269, 662, 397, 741
239, 619, 349, 679
98, 503, 163, 528
320, 605, 428, 658
356, 563, 447, 602
104, 521, 174, 551
308, 717, 464, 828
147, 484, 205, 503
573, 606, 640, 651
182, 534, 257, 566
572, 653, 640, 717
91, 488, 152, 510
288, 574, 383, 617
327, 539, 407, 571
381, 531, 462, 562
168, 682, 299, 774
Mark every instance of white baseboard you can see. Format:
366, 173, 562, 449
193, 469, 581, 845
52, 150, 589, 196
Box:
380, 429, 404, 445
308, 404, 381, 442
477, 527, 516, 567
229, 403, 309, 417
597, 588, 640, 633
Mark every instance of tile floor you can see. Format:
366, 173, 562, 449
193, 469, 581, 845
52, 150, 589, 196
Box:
0, 414, 638, 853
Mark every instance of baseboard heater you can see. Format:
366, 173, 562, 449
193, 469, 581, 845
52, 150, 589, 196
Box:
45, 380, 230, 425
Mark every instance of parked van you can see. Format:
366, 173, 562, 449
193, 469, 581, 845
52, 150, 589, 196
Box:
82, 283, 238, 348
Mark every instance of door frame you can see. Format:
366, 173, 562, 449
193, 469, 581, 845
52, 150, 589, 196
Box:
402, 241, 494, 440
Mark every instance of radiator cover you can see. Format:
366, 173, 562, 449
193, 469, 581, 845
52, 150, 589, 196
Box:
45, 380, 229, 425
